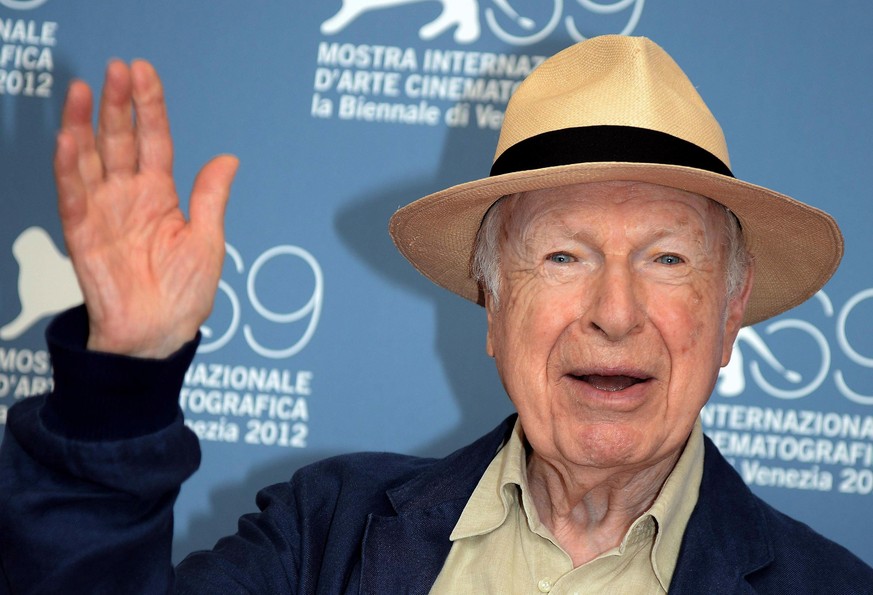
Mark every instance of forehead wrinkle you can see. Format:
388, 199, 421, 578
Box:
631, 216, 700, 246
499, 182, 729, 262
504, 196, 577, 259
626, 198, 722, 254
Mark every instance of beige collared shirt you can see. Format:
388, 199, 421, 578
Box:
430, 419, 704, 594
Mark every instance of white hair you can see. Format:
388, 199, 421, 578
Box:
471, 191, 752, 311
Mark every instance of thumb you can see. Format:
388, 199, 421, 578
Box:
189, 154, 239, 237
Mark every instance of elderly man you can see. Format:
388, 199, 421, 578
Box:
1, 36, 871, 593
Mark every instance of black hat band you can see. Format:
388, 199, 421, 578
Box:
490, 125, 734, 178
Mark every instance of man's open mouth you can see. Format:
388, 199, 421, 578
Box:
573, 374, 649, 392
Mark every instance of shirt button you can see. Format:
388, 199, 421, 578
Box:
537, 578, 553, 593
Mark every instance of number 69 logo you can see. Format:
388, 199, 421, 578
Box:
199, 243, 323, 359
718, 289, 873, 405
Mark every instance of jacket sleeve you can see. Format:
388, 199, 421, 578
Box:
0, 306, 201, 594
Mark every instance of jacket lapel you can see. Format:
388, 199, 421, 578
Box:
357, 421, 775, 593
669, 436, 774, 594
358, 416, 516, 594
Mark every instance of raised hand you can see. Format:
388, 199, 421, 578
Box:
54, 60, 239, 358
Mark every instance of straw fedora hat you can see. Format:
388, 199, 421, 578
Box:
388, 35, 842, 326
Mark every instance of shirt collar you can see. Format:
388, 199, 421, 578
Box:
450, 417, 705, 589
450, 418, 530, 540
649, 418, 704, 587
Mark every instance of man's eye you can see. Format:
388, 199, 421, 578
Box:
547, 252, 575, 264
656, 254, 684, 265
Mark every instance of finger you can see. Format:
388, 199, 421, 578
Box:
189, 155, 239, 246
131, 60, 173, 174
54, 130, 88, 231
59, 79, 103, 190
96, 60, 137, 177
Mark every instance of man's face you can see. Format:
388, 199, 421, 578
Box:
485, 181, 750, 473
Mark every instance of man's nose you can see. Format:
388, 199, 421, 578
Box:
586, 260, 644, 341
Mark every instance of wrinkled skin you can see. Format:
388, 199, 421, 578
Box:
55, 60, 238, 358
485, 181, 752, 563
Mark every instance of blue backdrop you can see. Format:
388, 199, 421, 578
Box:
1, 0, 871, 565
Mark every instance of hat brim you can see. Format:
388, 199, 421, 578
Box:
388, 162, 843, 327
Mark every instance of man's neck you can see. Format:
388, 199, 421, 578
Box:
525, 449, 681, 566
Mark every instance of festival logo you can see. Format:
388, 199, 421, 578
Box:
201, 243, 323, 359
707, 290, 873, 495
323, 0, 480, 44
0, 227, 324, 359
0, 228, 323, 360
716, 290, 873, 405
310, 1, 645, 130
321, 0, 646, 46
0, 227, 81, 341
0, 229, 320, 444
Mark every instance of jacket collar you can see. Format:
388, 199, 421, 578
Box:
358, 415, 516, 594
669, 436, 775, 593
357, 418, 776, 594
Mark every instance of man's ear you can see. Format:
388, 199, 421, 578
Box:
721, 264, 754, 367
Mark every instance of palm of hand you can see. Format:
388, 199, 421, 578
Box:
55, 60, 238, 358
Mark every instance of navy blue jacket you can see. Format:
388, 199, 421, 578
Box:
180, 420, 873, 594
1, 307, 872, 593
